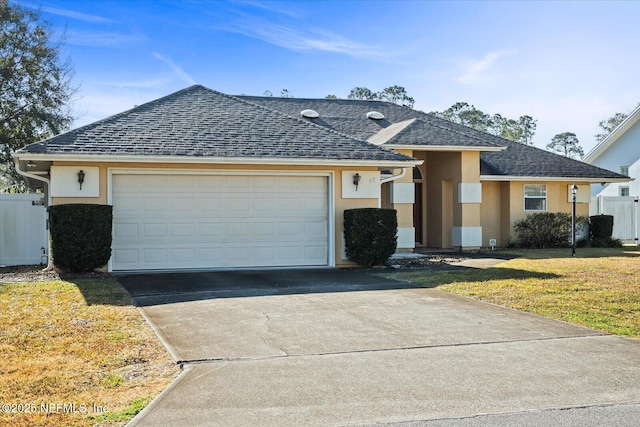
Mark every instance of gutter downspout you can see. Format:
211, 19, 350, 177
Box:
378, 168, 407, 208
13, 158, 54, 272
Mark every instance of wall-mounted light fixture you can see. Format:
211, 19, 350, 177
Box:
78, 170, 85, 190
353, 173, 361, 191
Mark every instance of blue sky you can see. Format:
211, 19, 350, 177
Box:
22, 0, 640, 153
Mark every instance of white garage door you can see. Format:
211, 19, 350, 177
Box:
111, 173, 329, 271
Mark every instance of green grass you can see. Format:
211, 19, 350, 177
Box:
383, 247, 640, 338
0, 277, 180, 427
89, 396, 154, 422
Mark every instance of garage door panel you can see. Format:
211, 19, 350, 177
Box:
115, 196, 139, 212
224, 197, 251, 210
278, 222, 301, 235
143, 223, 167, 238
305, 245, 328, 260
141, 197, 167, 212
251, 197, 278, 212
112, 174, 330, 271
113, 222, 139, 239
251, 222, 277, 238
199, 222, 224, 237
305, 221, 329, 237
143, 249, 167, 264
171, 197, 196, 211
113, 249, 138, 265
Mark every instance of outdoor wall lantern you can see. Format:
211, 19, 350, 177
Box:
353, 173, 361, 191
570, 184, 578, 257
78, 170, 85, 190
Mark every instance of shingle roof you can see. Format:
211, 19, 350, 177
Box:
17, 85, 629, 180
18, 85, 414, 163
240, 96, 501, 149
242, 95, 627, 180
479, 138, 628, 179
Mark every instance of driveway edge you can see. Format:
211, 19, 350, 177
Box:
126, 365, 193, 427
136, 305, 183, 362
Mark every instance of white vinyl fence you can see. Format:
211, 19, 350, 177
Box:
0, 193, 48, 266
591, 196, 640, 245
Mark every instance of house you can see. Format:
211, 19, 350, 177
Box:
583, 104, 639, 243
12, 85, 628, 272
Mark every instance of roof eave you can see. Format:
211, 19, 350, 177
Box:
480, 175, 633, 183
386, 144, 505, 152
12, 152, 422, 168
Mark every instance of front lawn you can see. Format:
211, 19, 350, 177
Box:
384, 247, 640, 339
0, 274, 180, 426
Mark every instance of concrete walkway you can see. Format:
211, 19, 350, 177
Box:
120, 268, 640, 426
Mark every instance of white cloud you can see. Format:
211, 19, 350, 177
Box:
40, 5, 119, 24
234, 0, 300, 18
218, 20, 389, 59
456, 50, 516, 85
152, 52, 196, 85
71, 90, 157, 127
66, 30, 145, 48
21, 3, 118, 24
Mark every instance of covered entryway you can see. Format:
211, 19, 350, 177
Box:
110, 172, 330, 271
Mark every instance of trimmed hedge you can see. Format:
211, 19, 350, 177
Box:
48, 204, 113, 272
344, 208, 397, 267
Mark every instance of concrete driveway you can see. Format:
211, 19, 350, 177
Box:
119, 268, 640, 426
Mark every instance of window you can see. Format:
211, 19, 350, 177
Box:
524, 184, 547, 211
621, 187, 630, 197
621, 166, 629, 176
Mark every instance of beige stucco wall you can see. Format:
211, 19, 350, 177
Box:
423, 152, 457, 247
480, 181, 502, 246
481, 180, 591, 246
389, 150, 416, 251
420, 151, 482, 248
50, 161, 390, 268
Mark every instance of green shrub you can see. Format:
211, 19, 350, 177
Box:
48, 204, 113, 272
514, 212, 587, 249
344, 208, 397, 267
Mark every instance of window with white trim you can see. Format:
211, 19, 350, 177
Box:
621, 166, 629, 176
620, 187, 630, 197
524, 184, 547, 211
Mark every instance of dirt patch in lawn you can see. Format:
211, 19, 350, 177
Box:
0, 265, 181, 426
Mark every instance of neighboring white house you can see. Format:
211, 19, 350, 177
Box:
584, 105, 639, 244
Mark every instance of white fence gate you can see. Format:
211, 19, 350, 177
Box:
0, 193, 48, 266
591, 196, 640, 245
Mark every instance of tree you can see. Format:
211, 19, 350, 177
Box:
593, 104, 640, 143
346, 85, 415, 108
546, 132, 584, 159
324, 94, 338, 99
378, 85, 414, 108
434, 102, 491, 131
348, 86, 378, 101
493, 114, 537, 145
1, 0, 75, 189
430, 102, 537, 145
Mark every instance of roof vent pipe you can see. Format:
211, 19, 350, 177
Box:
366, 111, 384, 120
